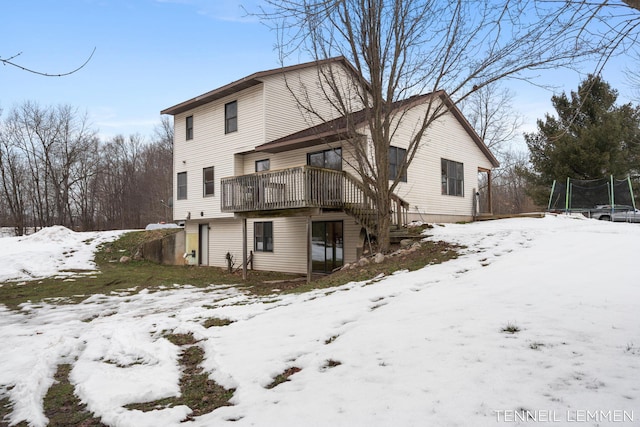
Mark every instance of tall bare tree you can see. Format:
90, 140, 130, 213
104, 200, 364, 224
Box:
0, 106, 175, 233
461, 84, 523, 159
0, 123, 30, 236
257, 0, 621, 251
1, 102, 98, 229
148, 116, 174, 222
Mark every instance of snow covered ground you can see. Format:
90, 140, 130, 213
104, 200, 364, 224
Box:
0, 226, 128, 283
0, 215, 639, 427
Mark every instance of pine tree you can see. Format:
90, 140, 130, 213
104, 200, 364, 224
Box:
523, 75, 640, 204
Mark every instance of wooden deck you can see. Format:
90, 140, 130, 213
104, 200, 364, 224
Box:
221, 165, 408, 228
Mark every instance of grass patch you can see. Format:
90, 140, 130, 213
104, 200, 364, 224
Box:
290, 240, 460, 293
0, 230, 305, 310
125, 339, 234, 419
625, 342, 639, 355
43, 364, 106, 426
501, 322, 521, 334
323, 359, 342, 368
265, 367, 301, 389
0, 232, 462, 311
0, 391, 18, 427
324, 335, 339, 345
164, 332, 198, 347
404, 223, 434, 236
203, 317, 234, 328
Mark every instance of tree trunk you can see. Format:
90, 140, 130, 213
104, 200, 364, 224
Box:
375, 189, 392, 253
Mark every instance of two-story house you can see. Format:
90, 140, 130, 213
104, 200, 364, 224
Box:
160, 57, 498, 277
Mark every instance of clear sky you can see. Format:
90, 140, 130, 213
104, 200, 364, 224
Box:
1, 0, 635, 146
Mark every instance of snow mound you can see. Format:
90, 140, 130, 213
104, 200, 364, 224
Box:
0, 227, 129, 283
22, 226, 75, 243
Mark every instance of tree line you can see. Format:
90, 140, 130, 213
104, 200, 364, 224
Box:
0, 102, 173, 235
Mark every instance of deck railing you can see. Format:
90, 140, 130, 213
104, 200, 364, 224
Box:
220, 165, 408, 228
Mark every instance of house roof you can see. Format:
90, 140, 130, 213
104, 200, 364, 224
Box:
160, 56, 361, 116
256, 91, 500, 168
161, 56, 498, 168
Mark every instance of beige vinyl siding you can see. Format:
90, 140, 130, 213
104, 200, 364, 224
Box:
172, 84, 265, 222
194, 214, 359, 274
368, 103, 493, 219
206, 218, 244, 269
248, 217, 307, 274
246, 212, 360, 274
240, 143, 359, 176
262, 64, 363, 142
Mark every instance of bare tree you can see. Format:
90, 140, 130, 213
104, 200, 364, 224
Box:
148, 116, 174, 222
460, 84, 523, 160
257, 0, 620, 251
0, 123, 30, 236
0, 102, 100, 232
0, 106, 175, 233
71, 137, 101, 231
626, 50, 640, 102
96, 135, 144, 229
94, 130, 173, 229
490, 149, 541, 214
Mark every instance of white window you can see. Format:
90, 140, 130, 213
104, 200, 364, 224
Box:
177, 172, 187, 200
441, 159, 464, 196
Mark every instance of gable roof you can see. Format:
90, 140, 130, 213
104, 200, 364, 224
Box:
256, 91, 500, 168
160, 56, 360, 116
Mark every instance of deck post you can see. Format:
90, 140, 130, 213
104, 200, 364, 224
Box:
242, 217, 247, 280
307, 215, 312, 283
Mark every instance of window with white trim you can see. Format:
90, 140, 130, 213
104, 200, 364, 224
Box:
254, 221, 273, 252
177, 172, 187, 200
389, 146, 407, 182
441, 158, 464, 196
186, 116, 193, 140
203, 166, 214, 197
225, 101, 237, 134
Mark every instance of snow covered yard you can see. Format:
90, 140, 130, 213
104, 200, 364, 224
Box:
0, 215, 639, 426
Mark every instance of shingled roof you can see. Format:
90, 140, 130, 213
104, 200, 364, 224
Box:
256, 91, 499, 168
160, 56, 360, 116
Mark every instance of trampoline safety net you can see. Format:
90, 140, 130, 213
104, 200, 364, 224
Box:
548, 176, 636, 212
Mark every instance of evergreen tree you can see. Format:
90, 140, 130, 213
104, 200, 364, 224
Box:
523, 75, 640, 204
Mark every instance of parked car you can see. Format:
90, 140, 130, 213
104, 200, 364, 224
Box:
590, 205, 640, 223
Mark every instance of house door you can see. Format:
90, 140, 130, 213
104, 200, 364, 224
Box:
311, 221, 343, 273
198, 224, 209, 265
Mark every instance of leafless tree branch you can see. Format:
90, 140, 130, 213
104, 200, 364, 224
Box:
0, 47, 96, 77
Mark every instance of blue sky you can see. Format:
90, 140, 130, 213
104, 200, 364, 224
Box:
1, 0, 635, 145
1, 0, 278, 140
